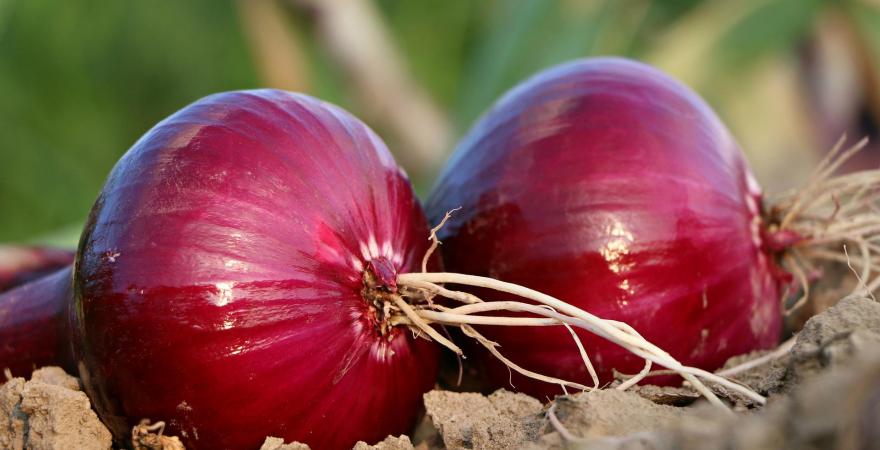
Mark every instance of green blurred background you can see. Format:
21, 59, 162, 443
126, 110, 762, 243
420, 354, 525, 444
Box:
1, 0, 879, 246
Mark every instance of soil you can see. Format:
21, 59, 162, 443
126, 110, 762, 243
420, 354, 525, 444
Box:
260, 435, 414, 450
0, 367, 111, 450
422, 390, 544, 449
259, 437, 310, 450
2, 295, 879, 450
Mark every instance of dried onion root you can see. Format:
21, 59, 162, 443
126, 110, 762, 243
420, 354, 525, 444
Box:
768, 136, 880, 314
388, 211, 766, 411
396, 134, 880, 410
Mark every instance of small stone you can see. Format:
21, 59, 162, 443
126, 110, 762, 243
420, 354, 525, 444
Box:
29, 367, 80, 391
259, 436, 311, 450
353, 435, 414, 450
0, 377, 26, 450
785, 295, 880, 388
424, 389, 544, 450
549, 389, 683, 439
19, 378, 112, 450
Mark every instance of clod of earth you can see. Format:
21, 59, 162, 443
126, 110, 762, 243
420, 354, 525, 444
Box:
423, 390, 544, 449
259, 435, 414, 450
260, 437, 311, 450
0, 367, 111, 450
783, 295, 880, 388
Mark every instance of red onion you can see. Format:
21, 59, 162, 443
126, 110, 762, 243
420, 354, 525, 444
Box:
0, 246, 74, 292
0, 266, 74, 377
426, 58, 783, 398
61, 90, 437, 449
5, 60, 868, 446
0, 246, 75, 378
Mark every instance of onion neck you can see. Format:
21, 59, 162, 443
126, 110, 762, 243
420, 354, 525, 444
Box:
360, 258, 462, 353
759, 137, 880, 315
761, 227, 806, 253
361, 257, 403, 337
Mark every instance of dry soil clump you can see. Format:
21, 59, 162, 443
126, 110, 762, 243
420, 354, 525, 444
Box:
0, 367, 111, 450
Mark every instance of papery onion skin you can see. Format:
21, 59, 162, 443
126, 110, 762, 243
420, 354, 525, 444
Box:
0, 266, 74, 377
73, 90, 438, 449
426, 58, 782, 398
0, 246, 74, 292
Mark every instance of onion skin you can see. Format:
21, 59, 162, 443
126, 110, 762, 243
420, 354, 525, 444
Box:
427, 58, 782, 398
73, 90, 438, 449
0, 246, 74, 293
0, 266, 75, 377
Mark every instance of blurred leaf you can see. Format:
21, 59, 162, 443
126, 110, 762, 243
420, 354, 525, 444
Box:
711, 0, 821, 76
454, 0, 555, 130
453, 0, 654, 132
27, 222, 83, 249
533, 1, 608, 68
1, 0, 874, 242
590, 1, 653, 56
715, 57, 819, 194
848, 1, 880, 58
0, 0, 256, 242
647, 0, 820, 90
379, 0, 476, 110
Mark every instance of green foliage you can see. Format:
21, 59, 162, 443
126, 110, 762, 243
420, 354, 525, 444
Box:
379, 0, 477, 110
711, 0, 822, 76
0, 0, 877, 245
0, 0, 255, 243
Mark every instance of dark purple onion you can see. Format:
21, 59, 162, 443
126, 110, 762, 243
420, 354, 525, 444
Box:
0, 266, 74, 377
27, 90, 437, 449
427, 58, 783, 398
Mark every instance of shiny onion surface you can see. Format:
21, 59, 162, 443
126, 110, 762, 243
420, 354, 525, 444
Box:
72, 90, 438, 449
427, 58, 782, 398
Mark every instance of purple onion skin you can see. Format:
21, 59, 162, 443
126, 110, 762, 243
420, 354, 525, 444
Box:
0, 266, 75, 377
0, 246, 75, 293
73, 90, 438, 449
427, 58, 782, 398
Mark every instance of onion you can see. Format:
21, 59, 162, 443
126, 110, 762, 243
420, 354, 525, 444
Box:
0, 246, 76, 378
0, 246, 74, 292
425, 57, 787, 398
64, 90, 438, 449
4, 61, 871, 446
0, 266, 74, 377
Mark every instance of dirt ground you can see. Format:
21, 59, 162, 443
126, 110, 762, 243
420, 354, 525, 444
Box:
2, 295, 879, 450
